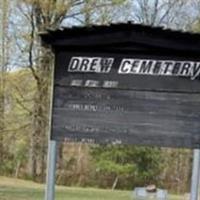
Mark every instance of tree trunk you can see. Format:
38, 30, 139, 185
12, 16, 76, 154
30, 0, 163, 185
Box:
112, 176, 119, 190
37, 49, 52, 182
15, 161, 21, 178
0, 0, 9, 167
27, 4, 52, 181
29, 110, 37, 180
0, 92, 4, 164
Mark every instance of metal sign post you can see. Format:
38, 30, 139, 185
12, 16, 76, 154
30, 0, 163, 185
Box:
44, 50, 56, 200
45, 140, 57, 200
190, 149, 200, 200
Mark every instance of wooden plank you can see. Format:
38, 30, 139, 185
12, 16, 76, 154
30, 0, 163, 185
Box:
52, 52, 200, 148
45, 28, 200, 53
55, 52, 200, 93
52, 87, 200, 148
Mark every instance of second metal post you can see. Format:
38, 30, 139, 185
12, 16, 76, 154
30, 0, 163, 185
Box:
45, 140, 57, 200
190, 149, 200, 200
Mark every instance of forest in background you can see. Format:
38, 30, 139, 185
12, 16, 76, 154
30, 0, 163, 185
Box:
0, 0, 200, 193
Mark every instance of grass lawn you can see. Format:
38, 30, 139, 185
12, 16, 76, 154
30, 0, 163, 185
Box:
0, 176, 181, 200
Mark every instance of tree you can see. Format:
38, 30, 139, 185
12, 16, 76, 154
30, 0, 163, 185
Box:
0, 0, 10, 171
15, 0, 128, 181
91, 145, 163, 189
61, 0, 129, 26
1, 69, 34, 177
130, 0, 195, 30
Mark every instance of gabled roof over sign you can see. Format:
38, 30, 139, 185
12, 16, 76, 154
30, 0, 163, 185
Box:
40, 22, 200, 53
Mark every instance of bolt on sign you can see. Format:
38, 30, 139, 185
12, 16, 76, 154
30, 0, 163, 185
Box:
41, 23, 200, 148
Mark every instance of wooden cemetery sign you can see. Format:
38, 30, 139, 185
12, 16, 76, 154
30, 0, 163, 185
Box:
41, 23, 200, 148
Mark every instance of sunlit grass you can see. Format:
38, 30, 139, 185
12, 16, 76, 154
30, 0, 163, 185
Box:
0, 176, 182, 200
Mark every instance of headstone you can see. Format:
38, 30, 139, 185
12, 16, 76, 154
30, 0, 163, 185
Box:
133, 187, 168, 200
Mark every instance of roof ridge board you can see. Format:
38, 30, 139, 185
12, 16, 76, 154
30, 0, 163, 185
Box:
40, 23, 200, 48
45, 23, 200, 38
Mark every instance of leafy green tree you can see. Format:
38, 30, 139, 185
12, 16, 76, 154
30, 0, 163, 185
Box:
91, 145, 163, 189
0, 69, 35, 176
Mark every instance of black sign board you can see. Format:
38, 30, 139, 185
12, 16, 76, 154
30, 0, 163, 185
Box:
41, 23, 200, 148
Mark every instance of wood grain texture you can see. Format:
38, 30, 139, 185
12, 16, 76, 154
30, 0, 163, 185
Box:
55, 52, 200, 93
51, 52, 200, 148
52, 86, 200, 148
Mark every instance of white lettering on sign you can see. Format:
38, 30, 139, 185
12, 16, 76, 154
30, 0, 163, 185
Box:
118, 59, 200, 80
70, 79, 119, 88
85, 80, 99, 87
68, 57, 114, 73
70, 79, 83, 86
103, 81, 118, 88
67, 57, 200, 80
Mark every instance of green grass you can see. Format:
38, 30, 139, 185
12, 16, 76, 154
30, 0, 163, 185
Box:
0, 176, 131, 200
0, 176, 182, 200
